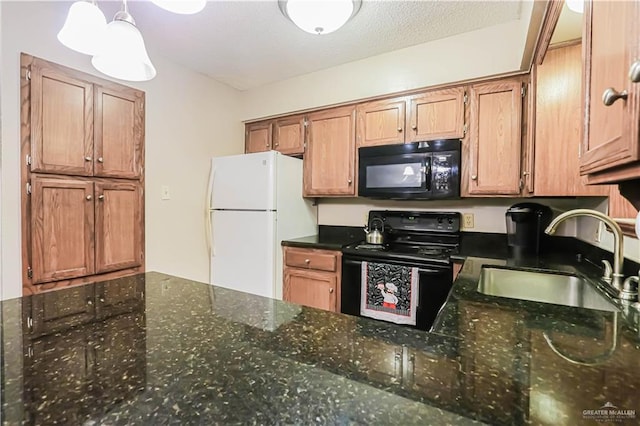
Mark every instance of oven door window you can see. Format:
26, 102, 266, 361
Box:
363, 155, 428, 191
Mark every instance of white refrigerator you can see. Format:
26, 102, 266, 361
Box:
206, 151, 317, 300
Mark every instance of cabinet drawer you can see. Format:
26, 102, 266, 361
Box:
284, 248, 338, 272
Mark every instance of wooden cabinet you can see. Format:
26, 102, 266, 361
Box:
303, 106, 356, 196
467, 78, 525, 196
21, 54, 145, 291
30, 176, 95, 283
283, 247, 342, 312
95, 181, 143, 273
407, 87, 466, 142
245, 121, 272, 153
94, 86, 144, 178
29, 63, 94, 176
581, 0, 640, 183
534, 43, 609, 196
246, 116, 305, 155
28, 57, 143, 179
273, 115, 305, 155
356, 97, 406, 147
29, 176, 143, 285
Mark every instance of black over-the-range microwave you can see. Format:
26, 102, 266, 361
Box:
358, 139, 461, 200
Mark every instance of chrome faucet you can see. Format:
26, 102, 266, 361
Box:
545, 209, 637, 301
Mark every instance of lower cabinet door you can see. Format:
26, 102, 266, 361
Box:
283, 268, 337, 312
30, 176, 95, 283
95, 181, 143, 273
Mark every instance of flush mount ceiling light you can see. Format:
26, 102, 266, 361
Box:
91, 0, 157, 82
57, 0, 107, 55
279, 0, 362, 35
151, 0, 206, 15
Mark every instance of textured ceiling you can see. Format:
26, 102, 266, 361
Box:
41, 1, 526, 90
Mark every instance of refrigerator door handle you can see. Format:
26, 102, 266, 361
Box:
206, 165, 216, 257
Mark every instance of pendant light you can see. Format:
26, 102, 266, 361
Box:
91, 0, 157, 82
279, 0, 361, 35
151, 0, 207, 15
57, 0, 107, 55
566, 0, 584, 13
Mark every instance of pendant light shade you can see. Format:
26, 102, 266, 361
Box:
279, 0, 361, 35
151, 0, 206, 14
57, 1, 107, 55
91, 11, 156, 82
566, 0, 584, 13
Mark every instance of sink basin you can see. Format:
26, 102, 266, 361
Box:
477, 267, 618, 312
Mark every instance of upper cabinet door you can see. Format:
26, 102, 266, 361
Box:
94, 86, 144, 179
534, 43, 609, 196
356, 98, 406, 147
31, 176, 95, 283
468, 79, 523, 195
581, 0, 640, 178
304, 106, 356, 196
245, 121, 272, 153
273, 115, 305, 155
406, 88, 465, 142
95, 181, 143, 274
30, 64, 94, 176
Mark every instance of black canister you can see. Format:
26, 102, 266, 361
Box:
505, 203, 553, 258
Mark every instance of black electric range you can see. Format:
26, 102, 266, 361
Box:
341, 210, 461, 331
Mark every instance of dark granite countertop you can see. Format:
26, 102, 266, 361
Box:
282, 225, 364, 250
2, 268, 640, 425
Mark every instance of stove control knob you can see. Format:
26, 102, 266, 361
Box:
448, 218, 454, 224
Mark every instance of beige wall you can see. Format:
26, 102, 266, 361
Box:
0, 1, 244, 300
239, 17, 532, 120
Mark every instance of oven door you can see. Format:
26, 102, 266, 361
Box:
358, 152, 431, 199
341, 255, 453, 331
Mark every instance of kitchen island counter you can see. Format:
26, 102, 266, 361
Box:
2, 271, 639, 425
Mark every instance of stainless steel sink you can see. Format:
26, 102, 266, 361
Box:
477, 267, 619, 312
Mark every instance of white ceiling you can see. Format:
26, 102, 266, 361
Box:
44, 1, 527, 91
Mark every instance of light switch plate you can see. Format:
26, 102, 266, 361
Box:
161, 185, 171, 200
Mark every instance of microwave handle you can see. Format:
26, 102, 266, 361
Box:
424, 155, 432, 192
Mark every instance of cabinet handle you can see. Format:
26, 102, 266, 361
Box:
523, 171, 529, 176
471, 175, 478, 180
97, 157, 104, 163
629, 60, 640, 83
98, 195, 104, 200
304, 259, 310, 264
329, 288, 334, 293
84, 156, 92, 161
397, 127, 403, 132
411, 124, 417, 130
86, 195, 92, 200
602, 88, 628, 106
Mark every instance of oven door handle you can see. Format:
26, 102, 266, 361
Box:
343, 258, 447, 274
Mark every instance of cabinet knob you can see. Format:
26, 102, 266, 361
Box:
304, 259, 310, 264
97, 157, 104, 163
274, 142, 279, 146
348, 179, 353, 184
98, 195, 105, 200
84, 156, 92, 161
411, 124, 417, 130
86, 195, 92, 200
629, 60, 640, 83
602, 88, 628, 106
329, 288, 334, 293
397, 127, 403, 132
87, 298, 93, 305
471, 175, 478, 180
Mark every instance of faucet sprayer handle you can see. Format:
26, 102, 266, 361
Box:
601, 260, 613, 283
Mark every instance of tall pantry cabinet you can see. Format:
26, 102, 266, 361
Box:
21, 54, 145, 293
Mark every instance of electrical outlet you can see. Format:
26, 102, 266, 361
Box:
594, 222, 602, 243
463, 213, 474, 229
161, 185, 171, 200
